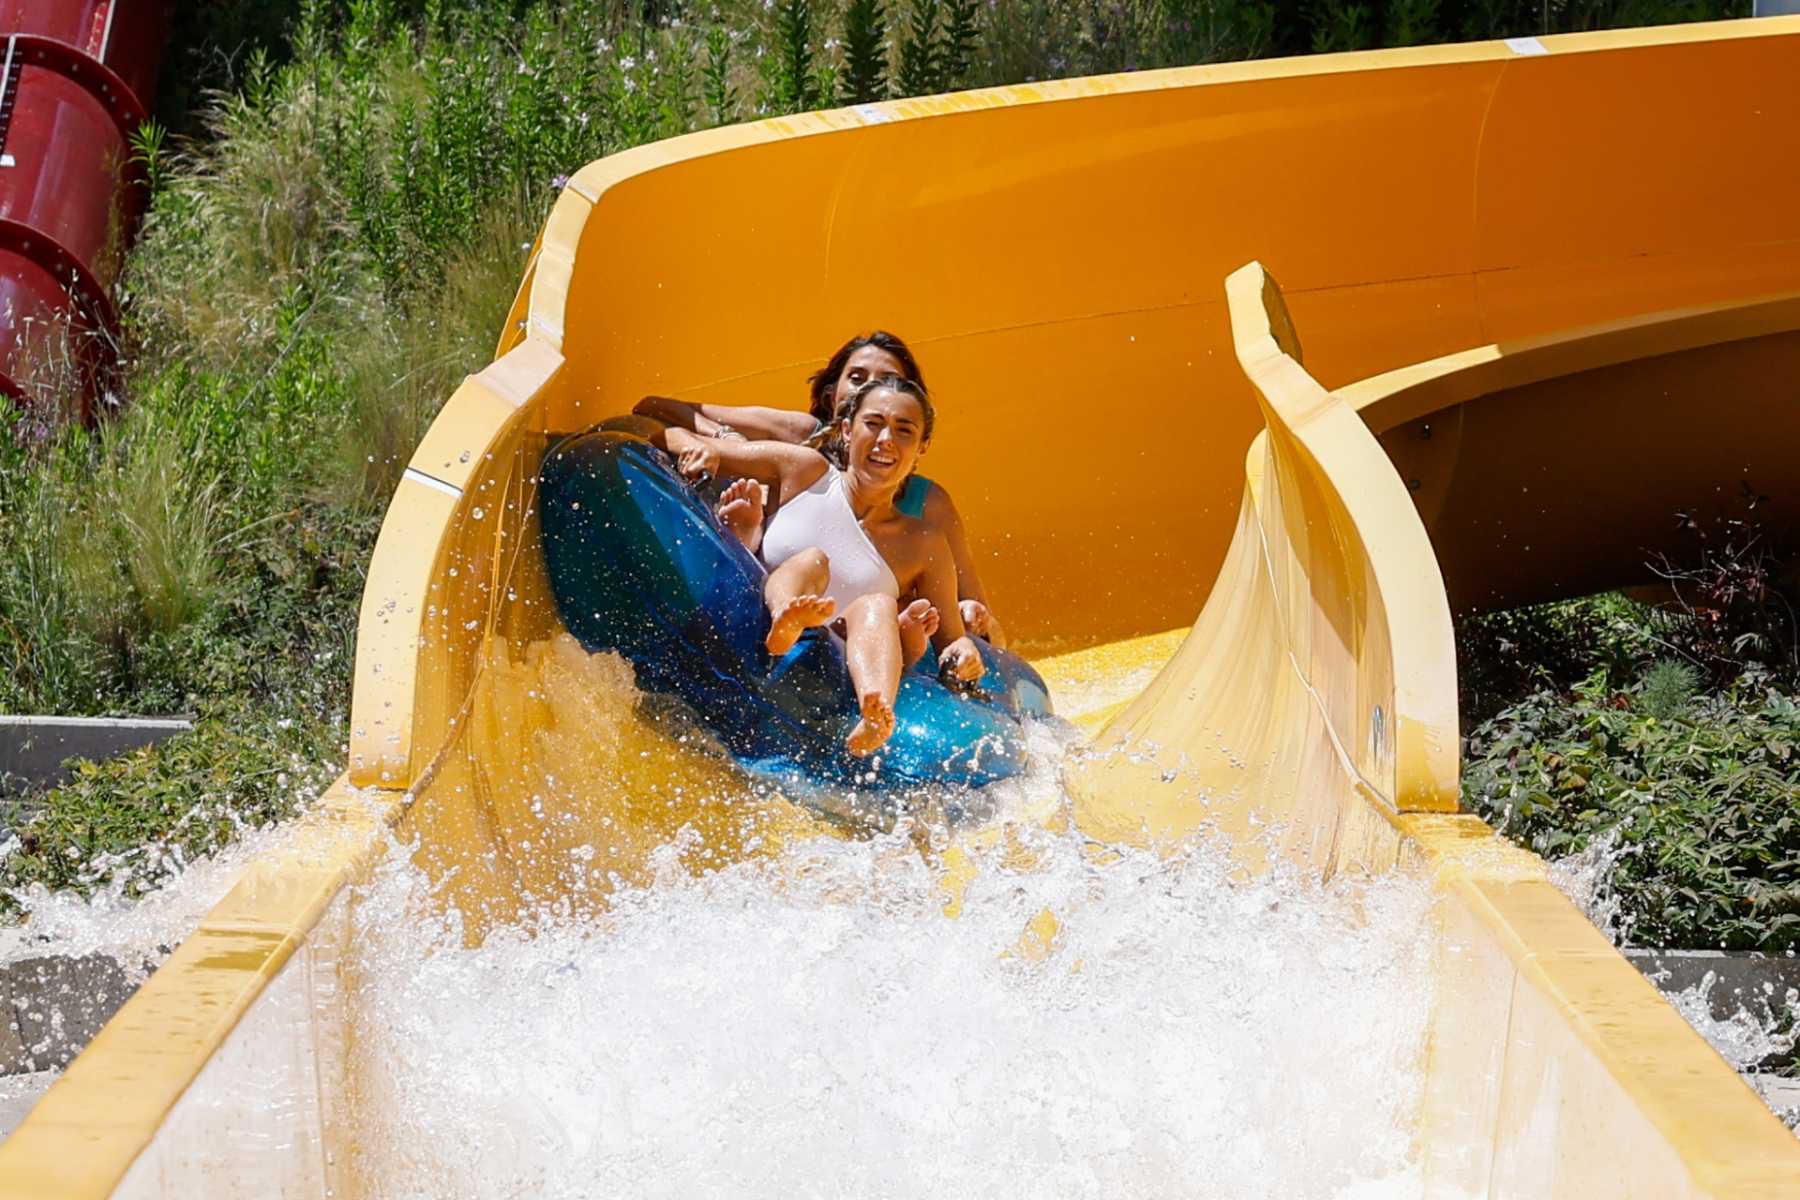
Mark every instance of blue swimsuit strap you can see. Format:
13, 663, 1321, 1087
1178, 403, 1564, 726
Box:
896, 474, 933, 518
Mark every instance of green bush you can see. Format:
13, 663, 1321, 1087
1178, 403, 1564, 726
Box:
841, 0, 891, 101
1465, 669, 1800, 952
1455, 592, 1663, 731
0, 708, 340, 918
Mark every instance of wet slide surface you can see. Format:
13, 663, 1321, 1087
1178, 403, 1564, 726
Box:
2, 18, 1800, 1199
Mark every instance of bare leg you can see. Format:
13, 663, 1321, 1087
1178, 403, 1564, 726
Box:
717, 478, 766, 553
843, 593, 902, 756
897, 598, 939, 667
764, 547, 835, 655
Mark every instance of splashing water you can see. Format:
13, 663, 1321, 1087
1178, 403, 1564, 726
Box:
1661, 972, 1800, 1073
0, 817, 304, 980
341, 642, 1441, 1199
1550, 830, 1800, 1136
1547, 828, 1632, 946
0, 805, 324, 1129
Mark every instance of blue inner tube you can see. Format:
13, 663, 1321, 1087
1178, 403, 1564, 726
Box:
537, 429, 1052, 793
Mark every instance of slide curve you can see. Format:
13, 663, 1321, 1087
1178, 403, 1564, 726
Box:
2, 18, 1799, 1198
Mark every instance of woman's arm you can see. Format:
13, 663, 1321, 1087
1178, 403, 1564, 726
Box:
658, 427, 826, 496
633, 395, 726, 436
695, 404, 820, 443
633, 396, 819, 444
915, 534, 984, 682
922, 484, 1007, 649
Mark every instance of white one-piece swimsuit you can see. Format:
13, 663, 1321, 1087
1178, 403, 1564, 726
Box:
760, 467, 899, 614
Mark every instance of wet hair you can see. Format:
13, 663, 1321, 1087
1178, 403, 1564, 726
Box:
822, 374, 934, 469
807, 331, 926, 425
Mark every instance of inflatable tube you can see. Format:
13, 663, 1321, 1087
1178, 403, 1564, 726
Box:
539, 430, 1052, 796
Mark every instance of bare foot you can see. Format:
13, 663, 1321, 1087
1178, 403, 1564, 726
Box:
766, 593, 836, 655
897, 598, 939, 666
846, 690, 896, 756
717, 478, 767, 552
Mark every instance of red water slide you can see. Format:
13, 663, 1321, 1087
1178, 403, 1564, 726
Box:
0, 0, 173, 420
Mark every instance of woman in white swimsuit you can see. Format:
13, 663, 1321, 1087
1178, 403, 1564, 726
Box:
634, 332, 1006, 648
659, 377, 984, 756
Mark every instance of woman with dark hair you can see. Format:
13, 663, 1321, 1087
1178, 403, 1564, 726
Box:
633, 331, 1005, 647
656, 376, 983, 756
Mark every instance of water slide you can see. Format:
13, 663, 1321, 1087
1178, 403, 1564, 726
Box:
0, 0, 173, 414
3, 17, 1800, 1197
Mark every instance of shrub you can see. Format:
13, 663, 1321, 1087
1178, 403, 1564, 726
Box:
1456, 592, 1662, 731
897, 0, 947, 95
841, 0, 893, 102
1646, 502, 1800, 688
1465, 670, 1800, 951
941, 0, 982, 88
0, 707, 340, 917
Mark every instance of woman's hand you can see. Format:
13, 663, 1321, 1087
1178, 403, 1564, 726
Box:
959, 600, 993, 640
663, 428, 720, 480
938, 635, 986, 684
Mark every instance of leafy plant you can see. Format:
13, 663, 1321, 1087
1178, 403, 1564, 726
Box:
702, 26, 740, 124
941, 0, 982, 89
897, 0, 946, 96
1456, 592, 1662, 731
1639, 660, 1700, 722
1306, 0, 1374, 51
842, 0, 893, 102
1384, 0, 1440, 45
764, 0, 825, 112
1465, 673, 1800, 952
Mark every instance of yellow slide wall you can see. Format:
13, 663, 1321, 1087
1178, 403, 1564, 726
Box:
1, 17, 1798, 1197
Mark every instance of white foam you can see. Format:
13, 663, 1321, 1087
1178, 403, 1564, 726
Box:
0, 814, 303, 981
343, 806, 1439, 1198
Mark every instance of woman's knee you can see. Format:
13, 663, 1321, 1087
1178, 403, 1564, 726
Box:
769, 546, 830, 588
844, 592, 898, 628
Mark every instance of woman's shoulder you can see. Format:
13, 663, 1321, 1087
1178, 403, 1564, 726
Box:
899, 476, 964, 530
897, 474, 949, 519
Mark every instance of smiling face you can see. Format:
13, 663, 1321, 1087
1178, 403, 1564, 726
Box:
831, 345, 908, 417
841, 386, 929, 493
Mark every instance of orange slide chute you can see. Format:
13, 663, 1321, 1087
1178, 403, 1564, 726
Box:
1, 19, 1798, 1198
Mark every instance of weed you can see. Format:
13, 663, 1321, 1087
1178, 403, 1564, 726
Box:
1647, 498, 1800, 687
1639, 659, 1700, 722
941, 0, 981, 87
897, 0, 946, 95
326, 199, 537, 508
1307, 0, 1375, 51
841, 0, 892, 101
765, 0, 827, 112
703, 27, 742, 124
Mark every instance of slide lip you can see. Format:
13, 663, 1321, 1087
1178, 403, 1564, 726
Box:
1341, 288, 1800, 434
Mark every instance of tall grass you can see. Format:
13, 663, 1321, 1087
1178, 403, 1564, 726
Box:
331, 196, 539, 507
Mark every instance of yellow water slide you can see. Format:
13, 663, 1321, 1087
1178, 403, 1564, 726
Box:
4, 17, 1800, 1197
